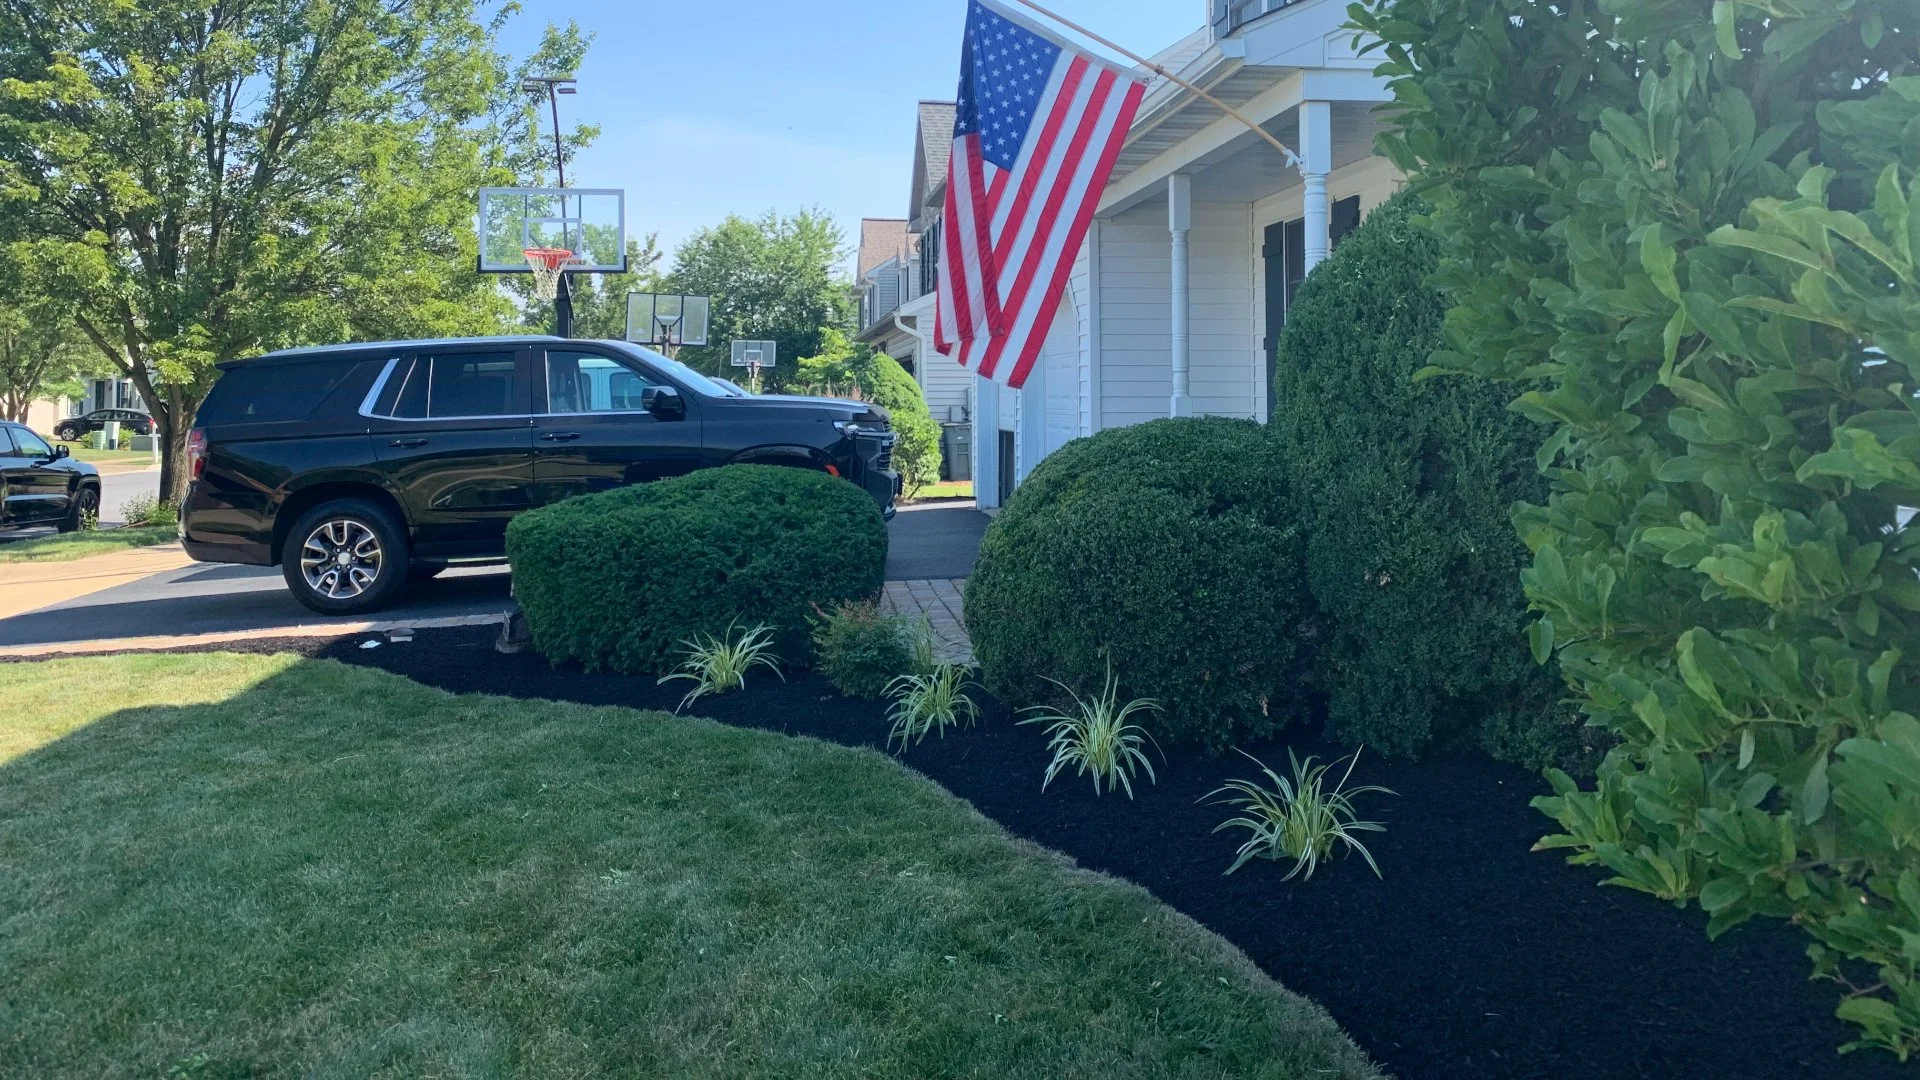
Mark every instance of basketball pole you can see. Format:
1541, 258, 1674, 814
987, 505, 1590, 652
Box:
555, 273, 573, 338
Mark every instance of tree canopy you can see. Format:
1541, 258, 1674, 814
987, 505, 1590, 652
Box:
666, 210, 853, 389
0, 0, 592, 499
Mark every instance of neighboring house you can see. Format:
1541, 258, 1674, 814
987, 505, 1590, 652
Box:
853, 101, 972, 438
863, 0, 1402, 506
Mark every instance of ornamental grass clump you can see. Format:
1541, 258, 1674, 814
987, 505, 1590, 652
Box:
658, 621, 782, 712
885, 661, 979, 749
1208, 749, 1394, 881
1020, 664, 1161, 798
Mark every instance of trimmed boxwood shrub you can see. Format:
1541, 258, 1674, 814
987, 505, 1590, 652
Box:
506, 465, 887, 674
1270, 191, 1582, 768
965, 417, 1312, 751
864, 352, 943, 497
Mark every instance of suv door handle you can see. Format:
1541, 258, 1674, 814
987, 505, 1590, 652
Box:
388, 438, 429, 448
540, 432, 582, 443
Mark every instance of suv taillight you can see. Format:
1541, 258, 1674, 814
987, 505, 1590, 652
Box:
186, 427, 208, 480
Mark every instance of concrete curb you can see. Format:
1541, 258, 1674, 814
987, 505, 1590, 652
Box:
0, 612, 510, 659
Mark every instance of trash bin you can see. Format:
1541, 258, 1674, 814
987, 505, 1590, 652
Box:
941, 423, 972, 482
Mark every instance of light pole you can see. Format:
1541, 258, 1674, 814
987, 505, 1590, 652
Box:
521, 75, 578, 336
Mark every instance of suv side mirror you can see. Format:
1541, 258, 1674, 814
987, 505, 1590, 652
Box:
642, 385, 685, 420
53, 443, 69, 459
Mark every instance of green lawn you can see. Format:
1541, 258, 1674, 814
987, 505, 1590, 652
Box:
53, 440, 156, 464
0, 524, 176, 563
909, 479, 975, 501
0, 654, 1379, 1080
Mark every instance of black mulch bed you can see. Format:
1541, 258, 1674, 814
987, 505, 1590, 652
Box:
63, 626, 1915, 1080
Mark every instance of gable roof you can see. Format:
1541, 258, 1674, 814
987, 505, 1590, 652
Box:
857, 218, 910, 280
909, 101, 957, 226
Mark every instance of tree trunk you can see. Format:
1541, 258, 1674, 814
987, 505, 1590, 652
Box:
158, 415, 191, 506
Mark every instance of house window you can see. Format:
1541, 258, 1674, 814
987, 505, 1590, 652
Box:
1265, 195, 1362, 414
1220, 0, 1301, 33
919, 219, 942, 297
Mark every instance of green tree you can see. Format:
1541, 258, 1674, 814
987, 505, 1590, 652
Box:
0, 2, 592, 502
0, 251, 92, 423
667, 210, 852, 389
1353, 0, 1920, 1055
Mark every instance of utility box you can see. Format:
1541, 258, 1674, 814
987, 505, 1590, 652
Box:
941, 423, 972, 482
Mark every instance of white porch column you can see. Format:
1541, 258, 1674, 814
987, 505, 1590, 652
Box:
1299, 100, 1333, 273
1168, 172, 1193, 418
973, 373, 1001, 509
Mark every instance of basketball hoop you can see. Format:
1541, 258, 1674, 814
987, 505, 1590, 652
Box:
524, 247, 574, 302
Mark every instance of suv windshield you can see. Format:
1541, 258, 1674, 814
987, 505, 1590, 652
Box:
609, 343, 729, 398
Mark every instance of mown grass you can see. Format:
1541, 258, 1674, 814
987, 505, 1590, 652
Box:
0, 653, 1380, 1080
0, 524, 176, 563
52, 440, 155, 464
908, 479, 975, 502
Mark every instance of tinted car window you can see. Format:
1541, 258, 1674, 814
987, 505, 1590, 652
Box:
546, 351, 657, 414
200, 361, 356, 424
388, 352, 521, 419
0, 426, 15, 454
12, 427, 53, 457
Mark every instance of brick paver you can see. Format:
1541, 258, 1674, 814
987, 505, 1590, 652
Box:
880, 578, 974, 666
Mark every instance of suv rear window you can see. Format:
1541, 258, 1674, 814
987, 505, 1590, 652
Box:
200, 360, 357, 424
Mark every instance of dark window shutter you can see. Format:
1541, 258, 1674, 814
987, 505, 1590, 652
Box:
1212, 0, 1232, 36
1331, 195, 1362, 248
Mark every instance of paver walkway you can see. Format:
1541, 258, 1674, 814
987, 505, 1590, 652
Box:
880, 578, 973, 666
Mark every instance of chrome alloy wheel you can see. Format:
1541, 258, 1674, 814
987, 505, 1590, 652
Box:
299, 519, 383, 600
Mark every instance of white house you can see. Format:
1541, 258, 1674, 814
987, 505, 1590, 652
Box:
853, 102, 975, 457
869, 0, 1403, 506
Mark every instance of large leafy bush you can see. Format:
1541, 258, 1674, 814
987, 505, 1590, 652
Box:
965, 417, 1312, 751
1353, 0, 1920, 1055
864, 351, 943, 497
1271, 191, 1581, 767
507, 465, 887, 674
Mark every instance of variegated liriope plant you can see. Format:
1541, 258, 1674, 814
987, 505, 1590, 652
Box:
1351, 0, 1920, 1058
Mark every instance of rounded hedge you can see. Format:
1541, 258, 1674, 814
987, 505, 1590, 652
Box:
506, 465, 888, 674
964, 417, 1312, 751
1269, 192, 1581, 767
866, 352, 942, 495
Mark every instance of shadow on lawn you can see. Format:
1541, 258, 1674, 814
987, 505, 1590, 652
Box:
214, 624, 1916, 1080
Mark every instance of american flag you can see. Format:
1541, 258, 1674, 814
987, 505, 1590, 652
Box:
933, 0, 1147, 389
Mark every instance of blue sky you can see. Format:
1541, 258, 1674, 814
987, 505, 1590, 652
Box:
497, 1, 1203, 273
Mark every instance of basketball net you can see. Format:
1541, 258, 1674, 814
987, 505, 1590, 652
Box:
524, 247, 574, 302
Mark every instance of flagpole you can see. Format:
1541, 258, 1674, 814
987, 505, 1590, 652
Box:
1002, 0, 1302, 168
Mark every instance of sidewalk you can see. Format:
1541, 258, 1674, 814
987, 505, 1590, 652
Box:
0, 542, 196, 621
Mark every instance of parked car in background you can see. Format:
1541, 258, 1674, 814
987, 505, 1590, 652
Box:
0, 422, 101, 532
180, 336, 901, 615
54, 409, 154, 443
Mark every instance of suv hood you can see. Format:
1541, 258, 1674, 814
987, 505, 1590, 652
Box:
723, 393, 891, 426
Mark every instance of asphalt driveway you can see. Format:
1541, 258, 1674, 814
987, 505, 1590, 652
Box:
0, 502, 991, 650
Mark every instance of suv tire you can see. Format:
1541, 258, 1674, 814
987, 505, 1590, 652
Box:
58, 484, 99, 533
54, 423, 77, 442
281, 498, 410, 615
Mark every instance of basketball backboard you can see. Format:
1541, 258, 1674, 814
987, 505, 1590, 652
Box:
627, 293, 711, 347
731, 340, 777, 368
478, 187, 626, 273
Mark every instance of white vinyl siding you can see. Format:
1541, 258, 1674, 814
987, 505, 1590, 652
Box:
1094, 199, 1257, 428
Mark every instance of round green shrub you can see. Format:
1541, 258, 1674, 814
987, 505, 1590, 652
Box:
1269, 192, 1582, 768
506, 465, 888, 674
865, 352, 942, 496
812, 599, 922, 699
964, 417, 1312, 752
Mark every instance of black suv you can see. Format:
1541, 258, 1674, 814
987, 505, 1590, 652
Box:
1, 422, 100, 532
181, 336, 899, 614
